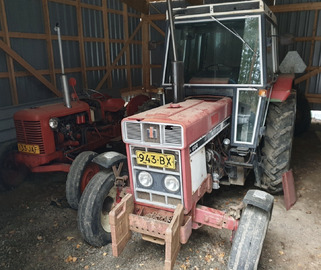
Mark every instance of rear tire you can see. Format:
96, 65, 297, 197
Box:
228, 205, 270, 270
262, 94, 296, 193
77, 171, 116, 247
66, 151, 100, 210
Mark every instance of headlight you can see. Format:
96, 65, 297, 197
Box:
164, 175, 180, 192
138, 171, 153, 188
49, 118, 59, 129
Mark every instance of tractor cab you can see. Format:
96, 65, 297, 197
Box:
162, 0, 278, 149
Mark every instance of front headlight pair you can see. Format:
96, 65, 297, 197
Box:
137, 171, 179, 193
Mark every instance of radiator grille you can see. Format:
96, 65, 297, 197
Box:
164, 126, 182, 145
130, 146, 183, 209
126, 122, 141, 141
124, 121, 183, 148
14, 120, 45, 154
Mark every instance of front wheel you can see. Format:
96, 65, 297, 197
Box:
228, 205, 270, 270
66, 151, 100, 210
77, 171, 117, 247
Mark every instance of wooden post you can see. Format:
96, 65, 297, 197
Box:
42, 0, 56, 88
102, 0, 112, 89
305, 10, 319, 94
123, 3, 132, 91
76, 0, 88, 89
141, 14, 150, 90
0, 0, 18, 105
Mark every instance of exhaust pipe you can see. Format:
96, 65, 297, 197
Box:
54, 23, 72, 108
167, 0, 184, 103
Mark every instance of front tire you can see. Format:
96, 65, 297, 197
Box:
77, 171, 116, 247
228, 205, 270, 270
262, 94, 296, 193
66, 151, 100, 210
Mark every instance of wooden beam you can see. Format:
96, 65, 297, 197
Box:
121, 0, 148, 14
305, 10, 319, 94
95, 21, 143, 90
0, 0, 18, 105
76, 0, 88, 89
142, 15, 150, 90
306, 94, 321, 104
270, 3, 321, 13
0, 39, 61, 97
123, 3, 132, 91
102, 0, 112, 89
145, 17, 165, 37
294, 67, 321, 85
42, 0, 56, 88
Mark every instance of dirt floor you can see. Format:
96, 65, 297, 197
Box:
1, 122, 321, 270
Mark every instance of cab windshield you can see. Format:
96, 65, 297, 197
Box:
163, 16, 262, 86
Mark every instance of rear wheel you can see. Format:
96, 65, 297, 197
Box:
228, 205, 270, 270
77, 171, 116, 247
262, 94, 296, 193
66, 151, 100, 209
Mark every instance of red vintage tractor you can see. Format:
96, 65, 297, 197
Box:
69, 1, 297, 269
0, 25, 150, 191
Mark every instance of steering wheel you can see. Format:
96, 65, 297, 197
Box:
84, 88, 108, 101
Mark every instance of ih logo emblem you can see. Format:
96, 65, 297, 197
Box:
147, 126, 157, 139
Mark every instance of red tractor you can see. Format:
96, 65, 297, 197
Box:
0, 25, 150, 190
70, 1, 296, 269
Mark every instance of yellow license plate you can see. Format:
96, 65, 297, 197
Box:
136, 151, 175, 169
18, 143, 40, 154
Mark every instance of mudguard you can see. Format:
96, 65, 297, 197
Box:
92, 151, 127, 169
243, 189, 274, 214
270, 74, 294, 102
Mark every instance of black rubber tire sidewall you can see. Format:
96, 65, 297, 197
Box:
262, 94, 296, 194
77, 170, 115, 247
66, 151, 98, 210
228, 205, 270, 270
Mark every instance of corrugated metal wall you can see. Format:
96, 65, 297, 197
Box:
0, 0, 143, 142
273, 0, 321, 105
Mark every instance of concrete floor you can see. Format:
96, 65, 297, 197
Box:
0, 123, 321, 270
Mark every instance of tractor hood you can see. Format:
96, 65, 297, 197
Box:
14, 101, 90, 121
122, 97, 232, 148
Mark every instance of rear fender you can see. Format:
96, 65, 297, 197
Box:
92, 151, 127, 169
270, 74, 294, 102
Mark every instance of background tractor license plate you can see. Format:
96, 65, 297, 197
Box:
18, 143, 40, 154
136, 151, 175, 169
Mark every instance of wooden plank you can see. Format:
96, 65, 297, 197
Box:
0, 39, 62, 97
121, 0, 149, 14
306, 94, 321, 104
146, 18, 165, 37
305, 10, 319, 94
42, 0, 56, 88
295, 36, 321, 42
270, 3, 321, 13
294, 67, 321, 85
142, 15, 150, 90
102, 0, 112, 89
123, 3, 132, 91
95, 21, 143, 90
76, 0, 88, 89
0, 0, 18, 105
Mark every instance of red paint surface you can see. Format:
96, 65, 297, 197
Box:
271, 74, 294, 101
